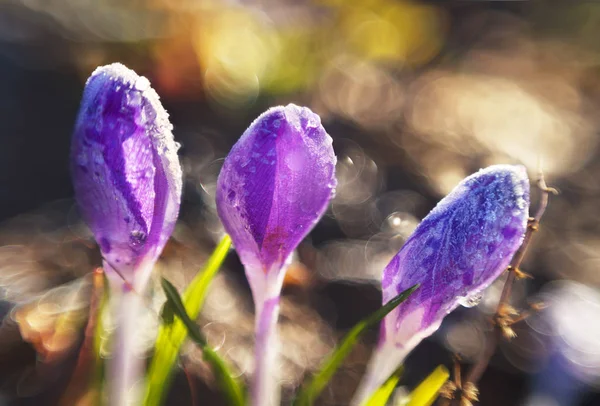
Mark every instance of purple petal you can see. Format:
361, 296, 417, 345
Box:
216, 104, 336, 275
71, 63, 182, 286
382, 164, 530, 346
353, 165, 530, 404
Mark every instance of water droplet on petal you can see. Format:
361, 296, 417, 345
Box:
227, 190, 236, 203
285, 152, 304, 171
286, 191, 300, 203
130, 231, 147, 249
76, 153, 87, 167
458, 292, 483, 308
93, 151, 104, 165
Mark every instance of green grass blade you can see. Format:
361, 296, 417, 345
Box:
161, 278, 245, 406
160, 278, 207, 346
404, 365, 449, 406
293, 284, 419, 406
364, 366, 404, 406
202, 347, 245, 405
144, 235, 232, 406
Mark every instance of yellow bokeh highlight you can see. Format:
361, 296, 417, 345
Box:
263, 28, 322, 94
340, 1, 446, 66
193, 7, 278, 106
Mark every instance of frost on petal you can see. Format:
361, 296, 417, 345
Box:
216, 104, 336, 276
381, 165, 530, 347
70, 63, 182, 282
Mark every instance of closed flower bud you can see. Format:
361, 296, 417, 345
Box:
216, 104, 336, 296
354, 164, 530, 404
71, 63, 182, 289
216, 104, 336, 405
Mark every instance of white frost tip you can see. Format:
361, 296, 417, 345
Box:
89, 63, 138, 86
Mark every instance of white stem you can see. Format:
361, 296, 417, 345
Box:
246, 264, 287, 406
250, 295, 281, 406
109, 285, 144, 406
105, 262, 148, 406
351, 342, 409, 406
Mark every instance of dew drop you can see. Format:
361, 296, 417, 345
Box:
137, 109, 147, 126
458, 292, 483, 308
99, 237, 111, 253
286, 191, 300, 203
300, 199, 313, 214
127, 91, 142, 107
117, 118, 134, 136
285, 152, 304, 171
130, 231, 147, 248
142, 167, 154, 179
76, 153, 88, 167
227, 190, 236, 203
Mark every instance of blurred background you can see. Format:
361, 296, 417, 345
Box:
1, 0, 600, 405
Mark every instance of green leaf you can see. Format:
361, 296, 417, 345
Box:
403, 365, 449, 406
160, 299, 175, 326
364, 366, 404, 406
293, 284, 419, 406
161, 278, 245, 406
144, 235, 232, 406
160, 278, 207, 346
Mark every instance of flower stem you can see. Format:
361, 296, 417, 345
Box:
109, 284, 144, 406
351, 342, 409, 406
251, 295, 281, 406
105, 262, 147, 406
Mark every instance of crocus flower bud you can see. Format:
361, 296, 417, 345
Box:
216, 104, 336, 297
216, 104, 336, 405
354, 164, 530, 404
71, 63, 182, 406
71, 63, 182, 289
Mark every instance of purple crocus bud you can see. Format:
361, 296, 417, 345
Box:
71, 63, 182, 406
216, 104, 336, 405
216, 104, 336, 295
71, 63, 182, 290
353, 165, 530, 404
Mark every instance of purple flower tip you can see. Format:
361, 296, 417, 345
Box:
216, 104, 337, 277
71, 63, 182, 284
381, 164, 530, 347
